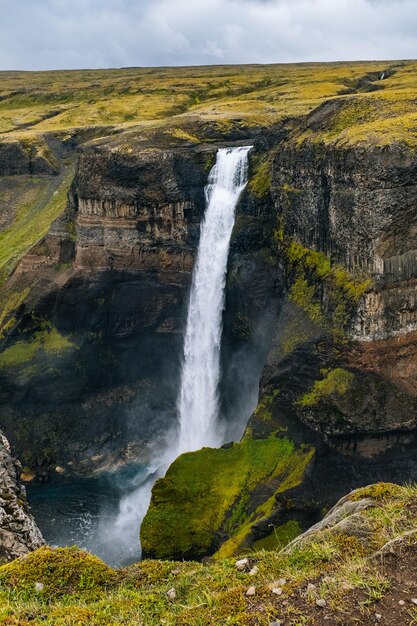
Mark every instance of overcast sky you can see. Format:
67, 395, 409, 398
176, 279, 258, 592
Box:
1, 0, 416, 71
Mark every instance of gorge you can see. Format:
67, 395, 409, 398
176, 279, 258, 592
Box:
0, 60, 417, 624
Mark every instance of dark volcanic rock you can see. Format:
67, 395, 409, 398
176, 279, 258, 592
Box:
0, 432, 44, 563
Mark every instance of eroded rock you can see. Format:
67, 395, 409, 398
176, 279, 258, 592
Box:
0, 432, 44, 563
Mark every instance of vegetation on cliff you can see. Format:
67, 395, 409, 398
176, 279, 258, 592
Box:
0, 317, 76, 370
0, 159, 75, 285
297, 368, 355, 408
277, 237, 371, 336
1, 483, 417, 625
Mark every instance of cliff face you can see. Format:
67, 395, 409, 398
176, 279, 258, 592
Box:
268, 137, 417, 435
0, 119, 281, 478
0, 134, 216, 476
0, 432, 44, 563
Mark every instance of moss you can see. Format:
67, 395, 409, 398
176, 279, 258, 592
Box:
281, 238, 371, 335
65, 219, 77, 242
281, 317, 316, 355
289, 276, 325, 326
253, 389, 280, 422
0, 161, 75, 284
253, 520, 302, 550
0, 288, 29, 339
0, 325, 76, 369
349, 482, 403, 502
247, 154, 272, 198
280, 182, 302, 194
141, 434, 314, 560
298, 368, 355, 407
0, 546, 115, 600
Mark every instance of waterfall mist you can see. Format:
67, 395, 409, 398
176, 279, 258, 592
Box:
71, 146, 252, 565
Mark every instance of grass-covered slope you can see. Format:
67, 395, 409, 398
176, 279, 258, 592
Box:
1, 61, 417, 146
1, 483, 417, 625
0, 159, 75, 285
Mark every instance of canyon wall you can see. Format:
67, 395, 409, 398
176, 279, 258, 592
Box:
1, 108, 417, 560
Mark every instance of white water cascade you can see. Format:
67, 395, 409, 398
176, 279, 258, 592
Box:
177, 145, 252, 453
97, 145, 251, 565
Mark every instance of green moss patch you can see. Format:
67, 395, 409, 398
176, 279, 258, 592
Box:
0, 288, 29, 338
0, 546, 115, 600
247, 153, 272, 198
0, 161, 75, 285
141, 434, 314, 560
281, 239, 370, 335
253, 389, 280, 422
298, 368, 355, 407
0, 324, 76, 369
253, 520, 302, 551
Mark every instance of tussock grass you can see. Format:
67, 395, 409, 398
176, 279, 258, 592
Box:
1, 61, 416, 145
1, 483, 417, 624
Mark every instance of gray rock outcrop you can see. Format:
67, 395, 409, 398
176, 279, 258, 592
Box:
0, 432, 44, 563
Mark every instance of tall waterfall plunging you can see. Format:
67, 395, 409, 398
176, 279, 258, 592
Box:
177, 145, 252, 453
91, 146, 251, 565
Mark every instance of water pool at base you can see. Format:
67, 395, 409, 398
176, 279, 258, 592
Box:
26, 464, 150, 567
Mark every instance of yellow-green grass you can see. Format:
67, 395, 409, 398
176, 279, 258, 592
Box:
1, 61, 416, 146
0, 160, 75, 285
1, 483, 417, 625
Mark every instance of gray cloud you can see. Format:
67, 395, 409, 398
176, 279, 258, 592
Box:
1, 0, 416, 70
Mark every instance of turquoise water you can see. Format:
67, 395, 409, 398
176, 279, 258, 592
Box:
26, 464, 149, 567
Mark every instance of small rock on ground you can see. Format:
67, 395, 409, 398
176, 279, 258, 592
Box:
166, 588, 176, 602
235, 558, 250, 571
272, 587, 282, 595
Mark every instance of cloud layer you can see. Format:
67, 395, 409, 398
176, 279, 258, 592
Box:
1, 0, 416, 70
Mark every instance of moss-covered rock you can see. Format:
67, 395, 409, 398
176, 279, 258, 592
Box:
0, 546, 115, 599
141, 434, 314, 560
297, 367, 355, 407
279, 238, 370, 336
0, 324, 76, 370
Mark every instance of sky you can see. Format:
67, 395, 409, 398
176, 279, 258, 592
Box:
1, 0, 416, 71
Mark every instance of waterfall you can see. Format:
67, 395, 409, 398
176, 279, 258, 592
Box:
177, 145, 252, 453
97, 145, 251, 565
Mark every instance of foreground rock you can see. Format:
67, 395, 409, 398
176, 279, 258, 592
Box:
0, 432, 44, 563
